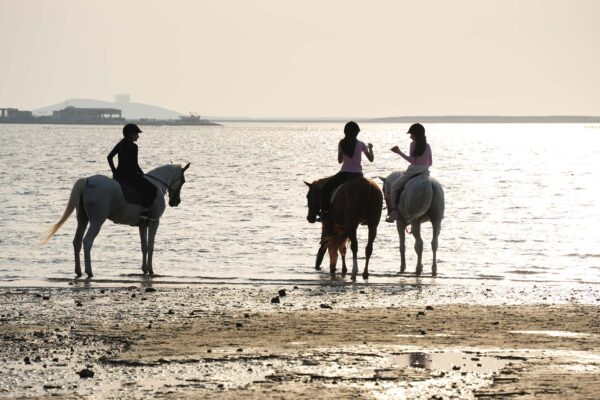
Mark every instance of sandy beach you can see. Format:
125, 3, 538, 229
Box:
1, 281, 599, 399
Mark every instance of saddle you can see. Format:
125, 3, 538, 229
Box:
328, 178, 371, 227
116, 180, 145, 205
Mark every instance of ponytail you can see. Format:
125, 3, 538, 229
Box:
340, 121, 360, 157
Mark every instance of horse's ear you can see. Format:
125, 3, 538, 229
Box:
304, 180, 312, 188
377, 176, 386, 183
182, 163, 190, 171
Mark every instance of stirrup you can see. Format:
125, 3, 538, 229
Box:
385, 210, 399, 223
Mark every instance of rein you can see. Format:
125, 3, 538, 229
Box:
145, 174, 175, 193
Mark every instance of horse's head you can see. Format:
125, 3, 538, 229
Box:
304, 180, 321, 223
167, 163, 190, 207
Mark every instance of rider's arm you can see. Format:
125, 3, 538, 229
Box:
107, 142, 120, 174
390, 146, 414, 164
132, 143, 144, 175
364, 143, 374, 162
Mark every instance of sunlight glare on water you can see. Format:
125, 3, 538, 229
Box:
0, 123, 598, 286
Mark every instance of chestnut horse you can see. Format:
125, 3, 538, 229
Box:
305, 177, 382, 280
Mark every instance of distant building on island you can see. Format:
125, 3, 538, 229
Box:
1, 108, 33, 120
52, 106, 124, 123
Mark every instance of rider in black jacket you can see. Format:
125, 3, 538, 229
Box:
107, 124, 156, 218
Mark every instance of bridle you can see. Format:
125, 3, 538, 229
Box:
145, 172, 184, 195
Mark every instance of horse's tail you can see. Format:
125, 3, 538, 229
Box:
40, 178, 87, 244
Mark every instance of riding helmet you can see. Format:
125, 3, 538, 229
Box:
123, 123, 142, 137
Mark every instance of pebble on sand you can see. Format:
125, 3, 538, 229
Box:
77, 368, 94, 379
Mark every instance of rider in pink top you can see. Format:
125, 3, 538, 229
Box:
386, 123, 432, 222
340, 140, 369, 173
320, 121, 374, 230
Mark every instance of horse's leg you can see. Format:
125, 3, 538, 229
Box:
139, 225, 148, 274
396, 221, 407, 273
363, 225, 377, 280
82, 219, 105, 278
431, 218, 441, 277
146, 220, 160, 275
349, 228, 359, 281
328, 245, 338, 277
412, 222, 424, 276
73, 205, 88, 278
340, 243, 348, 276
315, 242, 326, 270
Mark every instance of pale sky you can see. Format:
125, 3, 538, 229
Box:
1, 0, 599, 118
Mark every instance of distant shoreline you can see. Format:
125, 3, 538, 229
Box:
2, 116, 600, 126
210, 115, 600, 123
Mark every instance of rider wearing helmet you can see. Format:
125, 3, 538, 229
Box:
107, 124, 157, 219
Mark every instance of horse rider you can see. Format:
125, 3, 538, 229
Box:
107, 123, 157, 220
386, 123, 432, 222
320, 121, 374, 232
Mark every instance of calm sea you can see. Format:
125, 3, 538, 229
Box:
0, 122, 598, 287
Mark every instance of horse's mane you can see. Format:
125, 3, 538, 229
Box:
147, 164, 182, 176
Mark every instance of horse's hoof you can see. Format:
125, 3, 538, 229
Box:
75, 273, 82, 278
315, 266, 321, 271
362, 273, 369, 280
86, 274, 93, 279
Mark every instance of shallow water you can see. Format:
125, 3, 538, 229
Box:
0, 122, 599, 287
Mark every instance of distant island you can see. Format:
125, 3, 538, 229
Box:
0, 106, 219, 126
0, 96, 219, 126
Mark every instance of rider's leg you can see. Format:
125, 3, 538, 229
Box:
139, 177, 157, 220
386, 175, 407, 222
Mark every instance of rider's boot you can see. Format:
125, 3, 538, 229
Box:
385, 189, 401, 223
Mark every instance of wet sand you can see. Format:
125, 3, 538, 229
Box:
1, 282, 599, 399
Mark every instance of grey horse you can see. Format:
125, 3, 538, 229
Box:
381, 171, 445, 276
41, 163, 189, 278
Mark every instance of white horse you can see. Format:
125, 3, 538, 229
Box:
41, 163, 190, 278
381, 171, 445, 276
